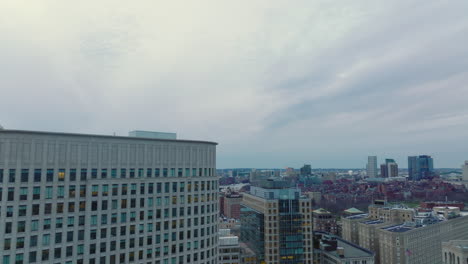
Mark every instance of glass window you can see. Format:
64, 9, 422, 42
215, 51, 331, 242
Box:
58, 186, 65, 198
68, 217, 74, 227
70, 169, 77, 181
91, 169, 98, 179
111, 169, 117, 178
19, 187, 28, 200
31, 220, 39, 231
155, 168, 160, 177
80, 169, 87, 180
120, 168, 126, 178
43, 219, 51, 229
101, 169, 107, 179
33, 169, 42, 182
42, 234, 50, 246
9, 169, 16, 183
45, 186, 53, 199
147, 168, 152, 178
21, 169, 29, 182
58, 169, 65, 181
18, 205, 27, 217
102, 185, 109, 196
33, 187, 40, 199
7, 188, 14, 201
46, 169, 53, 182
30, 236, 38, 247
56, 218, 63, 228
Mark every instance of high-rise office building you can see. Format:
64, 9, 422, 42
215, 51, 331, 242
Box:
240, 180, 314, 264
0, 129, 218, 264
380, 159, 398, 178
408, 155, 434, 180
366, 156, 378, 178
300, 164, 312, 176
462, 161, 468, 182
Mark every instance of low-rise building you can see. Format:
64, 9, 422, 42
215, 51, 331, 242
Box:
379, 214, 468, 264
219, 229, 241, 264
313, 208, 338, 234
314, 232, 375, 264
341, 214, 368, 245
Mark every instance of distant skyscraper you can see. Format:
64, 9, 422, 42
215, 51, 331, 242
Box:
380, 164, 388, 178
380, 159, 398, 178
300, 164, 312, 176
462, 161, 468, 181
366, 156, 378, 178
408, 155, 434, 180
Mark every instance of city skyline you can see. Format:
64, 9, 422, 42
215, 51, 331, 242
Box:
2, 1, 468, 168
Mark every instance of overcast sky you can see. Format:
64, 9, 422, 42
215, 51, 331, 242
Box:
1, 1, 468, 168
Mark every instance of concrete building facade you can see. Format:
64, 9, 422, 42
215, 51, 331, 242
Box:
312, 208, 337, 235
218, 229, 241, 264
0, 130, 218, 264
379, 215, 468, 264
442, 240, 468, 264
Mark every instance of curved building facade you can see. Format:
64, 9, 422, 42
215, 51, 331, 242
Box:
0, 130, 218, 264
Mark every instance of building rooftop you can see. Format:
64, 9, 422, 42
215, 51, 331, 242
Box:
362, 220, 385, 225
0, 129, 217, 145
345, 213, 368, 220
316, 232, 374, 259
344, 207, 364, 214
313, 208, 331, 214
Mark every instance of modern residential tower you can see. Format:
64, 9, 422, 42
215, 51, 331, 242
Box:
0, 129, 218, 264
240, 180, 314, 264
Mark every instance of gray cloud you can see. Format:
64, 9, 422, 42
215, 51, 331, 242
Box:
1, 0, 468, 168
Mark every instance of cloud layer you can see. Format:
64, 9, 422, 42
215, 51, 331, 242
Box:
1, 0, 468, 168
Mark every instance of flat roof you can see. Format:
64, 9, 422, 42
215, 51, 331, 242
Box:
382, 225, 413, 233
346, 214, 368, 220
316, 232, 374, 258
0, 129, 217, 145
362, 220, 385, 225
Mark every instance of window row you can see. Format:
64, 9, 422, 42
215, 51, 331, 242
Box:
0, 180, 218, 201
0, 167, 216, 183
1, 201, 218, 221
2, 247, 217, 264
4, 227, 217, 251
